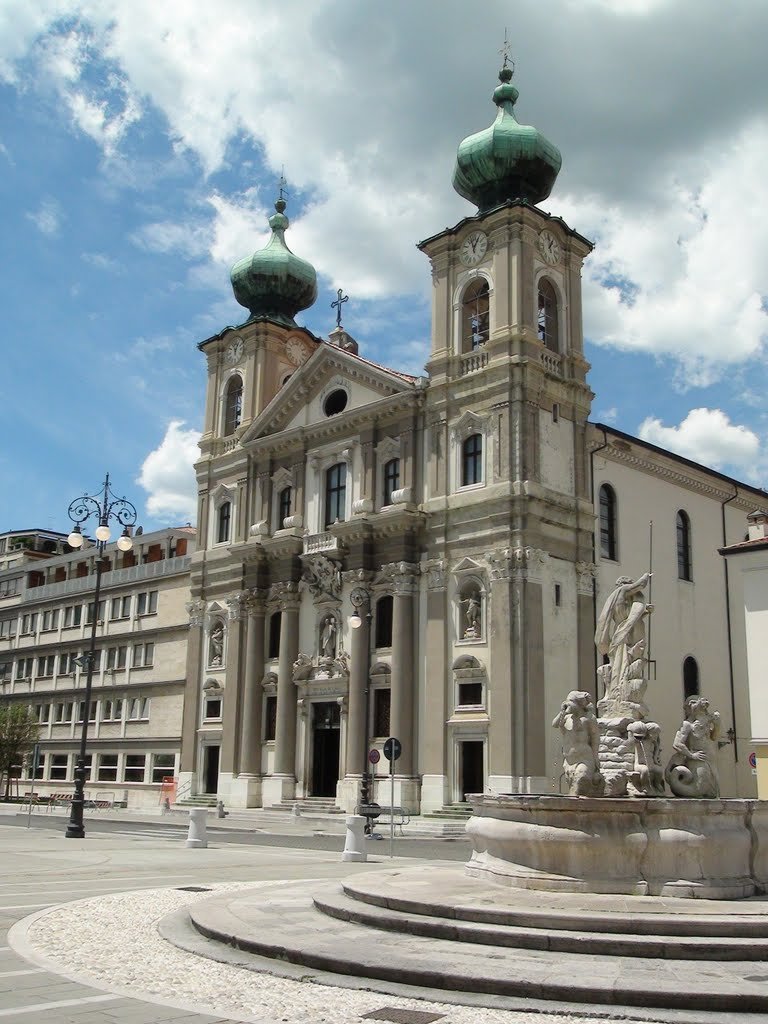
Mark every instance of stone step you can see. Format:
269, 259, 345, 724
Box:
173, 797, 217, 808
185, 878, 768, 1014
342, 874, 768, 938
316, 887, 768, 959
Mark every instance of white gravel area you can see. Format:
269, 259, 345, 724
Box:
25, 882, 650, 1024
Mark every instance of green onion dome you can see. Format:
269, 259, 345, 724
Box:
452, 67, 562, 213
230, 196, 317, 327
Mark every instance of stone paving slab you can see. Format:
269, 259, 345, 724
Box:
187, 876, 768, 1014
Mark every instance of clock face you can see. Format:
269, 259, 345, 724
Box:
539, 230, 561, 266
226, 338, 244, 364
286, 338, 308, 366
459, 231, 489, 266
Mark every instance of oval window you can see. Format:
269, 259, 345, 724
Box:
323, 389, 348, 416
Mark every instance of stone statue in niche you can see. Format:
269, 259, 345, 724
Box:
552, 691, 605, 797
460, 591, 482, 639
208, 622, 224, 668
666, 697, 721, 798
320, 615, 337, 659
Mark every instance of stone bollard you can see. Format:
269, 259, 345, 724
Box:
216, 800, 228, 819
291, 802, 301, 818
341, 814, 367, 863
186, 807, 208, 848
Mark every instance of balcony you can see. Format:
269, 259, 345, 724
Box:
27, 556, 192, 603
540, 350, 563, 377
303, 532, 343, 557
459, 350, 489, 376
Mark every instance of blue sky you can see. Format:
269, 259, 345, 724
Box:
1, 0, 767, 532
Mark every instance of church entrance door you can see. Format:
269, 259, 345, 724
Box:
311, 701, 340, 798
203, 745, 220, 795
460, 740, 484, 801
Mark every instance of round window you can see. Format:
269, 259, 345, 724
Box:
323, 389, 348, 416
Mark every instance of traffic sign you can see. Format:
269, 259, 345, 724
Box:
749, 751, 757, 769
368, 749, 381, 765
383, 737, 402, 762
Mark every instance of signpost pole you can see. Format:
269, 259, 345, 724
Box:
27, 743, 40, 829
389, 753, 395, 860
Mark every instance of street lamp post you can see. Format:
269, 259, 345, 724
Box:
65, 474, 136, 839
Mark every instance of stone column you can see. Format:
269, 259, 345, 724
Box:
420, 561, 447, 812
346, 587, 371, 781
264, 582, 300, 804
231, 590, 266, 807
389, 563, 419, 780
179, 599, 205, 789
576, 562, 597, 698
486, 551, 515, 793
219, 592, 248, 786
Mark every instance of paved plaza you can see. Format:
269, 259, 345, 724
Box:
0, 805, 763, 1023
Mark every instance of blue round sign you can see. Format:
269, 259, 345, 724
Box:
749, 751, 757, 769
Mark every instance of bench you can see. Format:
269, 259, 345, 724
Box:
359, 804, 410, 836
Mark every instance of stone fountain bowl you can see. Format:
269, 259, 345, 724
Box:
466, 794, 768, 899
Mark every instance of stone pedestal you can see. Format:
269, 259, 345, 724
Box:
261, 773, 296, 807
341, 815, 367, 862
466, 794, 762, 899
227, 773, 262, 808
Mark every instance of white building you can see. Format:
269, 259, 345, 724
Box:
0, 527, 195, 808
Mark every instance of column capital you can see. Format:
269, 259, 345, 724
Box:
342, 568, 375, 587
226, 590, 250, 621
381, 561, 420, 595
575, 560, 597, 596
485, 546, 549, 583
269, 580, 300, 611
421, 559, 447, 591
185, 598, 206, 627
246, 588, 268, 616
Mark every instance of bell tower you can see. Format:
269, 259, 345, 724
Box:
419, 61, 596, 795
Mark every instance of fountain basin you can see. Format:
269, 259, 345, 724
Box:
466, 794, 768, 899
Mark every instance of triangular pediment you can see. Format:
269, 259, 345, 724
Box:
241, 343, 418, 443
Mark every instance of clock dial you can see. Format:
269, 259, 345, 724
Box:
538, 230, 561, 266
286, 338, 308, 366
226, 338, 244, 364
459, 231, 489, 266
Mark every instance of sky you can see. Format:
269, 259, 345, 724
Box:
1, 0, 767, 533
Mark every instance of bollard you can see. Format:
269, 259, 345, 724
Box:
186, 807, 208, 848
216, 800, 228, 818
291, 801, 301, 818
341, 814, 367, 862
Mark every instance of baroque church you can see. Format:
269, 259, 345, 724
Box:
179, 63, 766, 812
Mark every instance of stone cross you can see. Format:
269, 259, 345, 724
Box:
331, 288, 349, 328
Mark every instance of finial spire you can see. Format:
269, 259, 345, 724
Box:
498, 28, 515, 74
278, 167, 288, 202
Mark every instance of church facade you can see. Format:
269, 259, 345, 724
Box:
179, 65, 766, 811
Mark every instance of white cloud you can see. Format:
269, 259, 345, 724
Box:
26, 197, 62, 235
638, 408, 761, 478
137, 420, 200, 522
81, 250, 120, 271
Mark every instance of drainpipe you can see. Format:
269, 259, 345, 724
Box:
721, 485, 739, 762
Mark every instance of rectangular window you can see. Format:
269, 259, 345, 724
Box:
132, 642, 154, 668
217, 501, 232, 543
77, 700, 97, 723
204, 697, 222, 720
63, 605, 83, 628
128, 697, 149, 720
151, 754, 176, 784
0, 617, 15, 638
110, 596, 131, 620
324, 463, 347, 526
264, 695, 277, 741
124, 754, 146, 783
37, 655, 56, 678
54, 702, 73, 724
136, 591, 158, 616
21, 613, 37, 635
97, 754, 118, 782
373, 688, 391, 738
35, 703, 50, 724
41, 609, 59, 631
268, 612, 281, 659
458, 682, 483, 707
102, 698, 124, 722
383, 458, 400, 506
461, 434, 483, 487
33, 753, 46, 780
49, 754, 69, 781
86, 600, 105, 625
106, 646, 127, 670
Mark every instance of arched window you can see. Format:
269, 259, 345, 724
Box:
462, 278, 489, 352
599, 484, 617, 560
383, 459, 400, 506
677, 510, 692, 581
217, 501, 231, 544
325, 463, 347, 526
223, 376, 243, 435
375, 595, 393, 648
462, 434, 483, 487
278, 486, 292, 527
683, 656, 699, 699
537, 279, 559, 352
